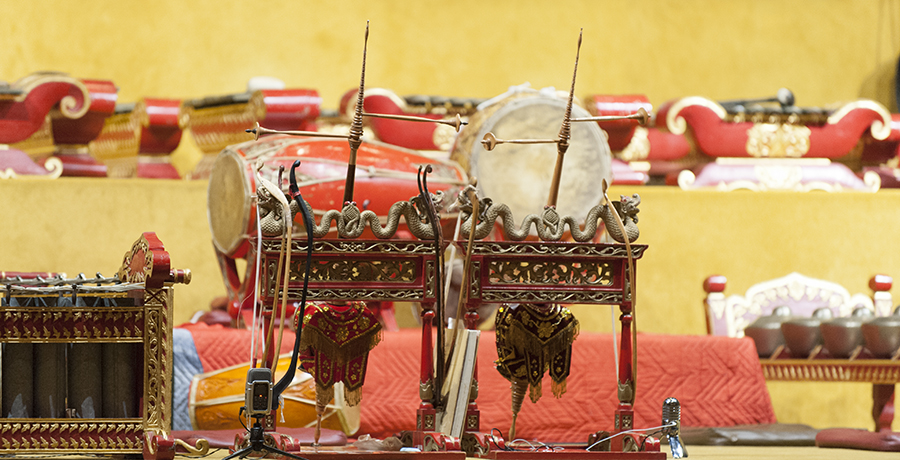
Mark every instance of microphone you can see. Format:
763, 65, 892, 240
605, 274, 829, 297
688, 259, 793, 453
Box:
245, 368, 273, 418
662, 397, 687, 458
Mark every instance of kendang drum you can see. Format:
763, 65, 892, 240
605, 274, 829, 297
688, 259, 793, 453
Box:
207, 135, 467, 317
451, 89, 612, 223
188, 355, 360, 436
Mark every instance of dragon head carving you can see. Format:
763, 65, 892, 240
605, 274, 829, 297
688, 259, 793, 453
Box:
411, 190, 446, 224
454, 185, 492, 223
612, 194, 641, 224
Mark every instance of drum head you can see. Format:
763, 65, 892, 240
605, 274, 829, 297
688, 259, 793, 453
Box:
453, 95, 611, 221
208, 149, 253, 256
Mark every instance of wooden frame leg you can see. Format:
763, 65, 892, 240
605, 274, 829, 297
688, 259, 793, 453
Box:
872, 383, 895, 432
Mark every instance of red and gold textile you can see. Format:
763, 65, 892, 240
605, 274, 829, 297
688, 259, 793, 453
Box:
495, 303, 580, 403
297, 301, 382, 406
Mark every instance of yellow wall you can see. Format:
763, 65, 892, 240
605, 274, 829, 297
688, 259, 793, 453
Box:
1, 0, 898, 110
2, 0, 899, 434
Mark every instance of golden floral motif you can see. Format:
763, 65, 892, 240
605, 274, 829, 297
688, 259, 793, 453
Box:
745, 123, 811, 158
536, 321, 555, 339
335, 327, 349, 343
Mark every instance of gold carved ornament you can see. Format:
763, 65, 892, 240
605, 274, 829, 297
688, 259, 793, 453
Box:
745, 123, 811, 158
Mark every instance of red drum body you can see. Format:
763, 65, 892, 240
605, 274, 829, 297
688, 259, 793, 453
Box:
207, 135, 467, 317
451, 92, 612, 223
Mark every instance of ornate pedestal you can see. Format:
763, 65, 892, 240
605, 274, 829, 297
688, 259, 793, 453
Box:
453, 241, 662, 459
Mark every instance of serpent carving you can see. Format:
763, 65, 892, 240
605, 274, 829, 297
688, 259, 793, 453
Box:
257, 181, 298, 237
257, 183, 445, 240
454, 185, 640, 243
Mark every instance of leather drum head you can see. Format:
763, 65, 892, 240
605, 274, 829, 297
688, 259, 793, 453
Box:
452, 93, 611, 222
207, 149, 253, 256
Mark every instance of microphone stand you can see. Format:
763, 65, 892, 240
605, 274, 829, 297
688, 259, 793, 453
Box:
223, 413, 308, 460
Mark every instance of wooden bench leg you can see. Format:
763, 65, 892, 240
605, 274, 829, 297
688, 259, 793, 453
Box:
872, 383, 896, 432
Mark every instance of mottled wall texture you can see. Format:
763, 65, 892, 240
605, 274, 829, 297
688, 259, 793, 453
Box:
2, 0, 899, 432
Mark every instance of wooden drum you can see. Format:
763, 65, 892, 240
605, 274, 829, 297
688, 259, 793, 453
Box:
451, 92, 612, 221
188, 355, 360, 435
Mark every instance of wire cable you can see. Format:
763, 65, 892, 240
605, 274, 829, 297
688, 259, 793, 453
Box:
585, 422, 676, 451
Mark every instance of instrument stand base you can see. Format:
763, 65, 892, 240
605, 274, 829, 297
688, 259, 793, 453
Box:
224, 418, 307, 460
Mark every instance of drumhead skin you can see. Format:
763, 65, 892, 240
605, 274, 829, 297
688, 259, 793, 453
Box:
452, 94, 612, 221
208, 149, 253, 256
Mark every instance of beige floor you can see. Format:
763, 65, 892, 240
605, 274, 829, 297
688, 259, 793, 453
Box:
182, 445, 897, 460
4, 445, 896, 459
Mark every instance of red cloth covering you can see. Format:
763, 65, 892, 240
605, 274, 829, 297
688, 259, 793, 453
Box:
179, 323, 298, 371
359, 330, 775, 442
181, 326, 775, 443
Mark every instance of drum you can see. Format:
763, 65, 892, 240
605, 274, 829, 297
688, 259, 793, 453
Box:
451, 91, 612, 222
208, 136, 467, 258
188, 355, 360, 435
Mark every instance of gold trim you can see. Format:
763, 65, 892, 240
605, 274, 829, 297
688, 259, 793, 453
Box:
174, 438, 210, 457
827, 100, 892, 141
0, 157, 63, 180
187, 91, 267, 154
617, 126, 650, 161
11, 73, 91, 119
745, 123, 811, 158
715, 157, 830, 166
665, 96, 727, 135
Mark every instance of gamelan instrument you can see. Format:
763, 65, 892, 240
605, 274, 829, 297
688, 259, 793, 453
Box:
657, 89, 893, 191
89, 98, 186, 179
0, 233, 201, 459
443, 29, 668, 458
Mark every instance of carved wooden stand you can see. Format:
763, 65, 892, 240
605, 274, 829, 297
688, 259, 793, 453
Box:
761, 358, 900, 432
0, 232, 198, 460
251, 233, 666, 459
452, 241, 663, 459
252, 237, 465, 457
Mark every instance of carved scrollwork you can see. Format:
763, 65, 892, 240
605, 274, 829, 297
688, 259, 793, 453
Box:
287, 258, 417, 284
474, 242, 645, 258
480, 289, 622, 304
284, 287, 427, 302
488, 260, 612, 287
0, 420, 142, 453
263, 238, 435, 255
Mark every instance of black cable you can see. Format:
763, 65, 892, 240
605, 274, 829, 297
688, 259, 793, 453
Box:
237, 406, 249, 432
271, 160, 315, 408
638, 429, 664, 451
489, 428, 514, 451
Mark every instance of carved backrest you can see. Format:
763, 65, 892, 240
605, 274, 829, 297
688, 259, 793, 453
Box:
703, 272, 893, 338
